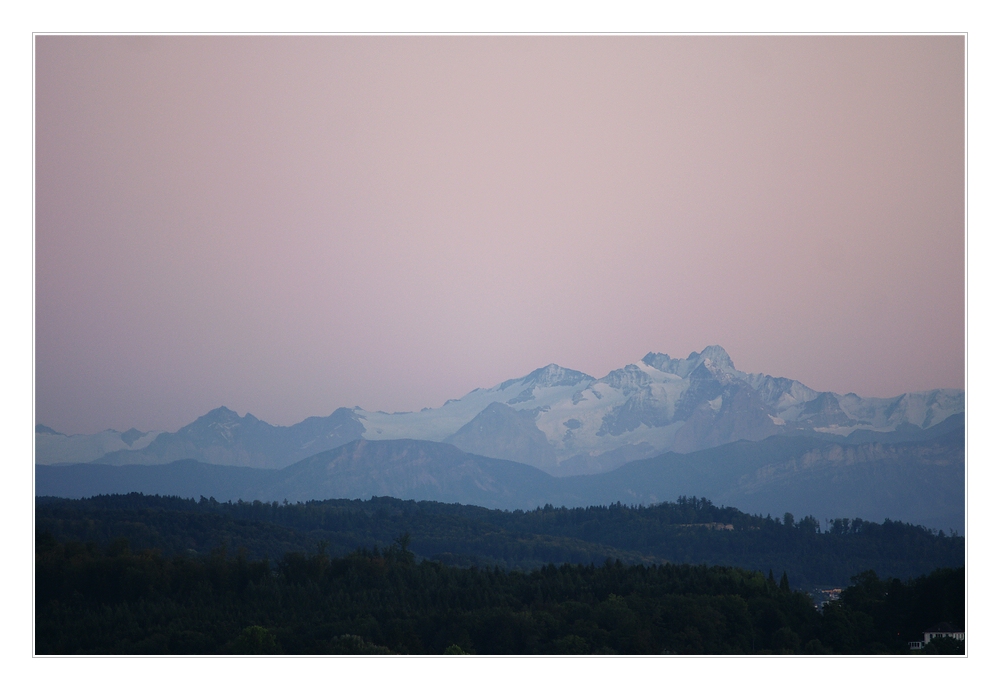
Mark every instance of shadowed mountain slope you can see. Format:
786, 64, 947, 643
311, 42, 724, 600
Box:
37, 418, 964, 533
263, 439, 563, 510
446, 402, 558, 471
557, 427, 964, 532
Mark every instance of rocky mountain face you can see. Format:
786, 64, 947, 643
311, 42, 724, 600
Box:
37, 346, 964, 474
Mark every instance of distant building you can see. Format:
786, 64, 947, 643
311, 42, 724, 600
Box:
908, 623, 965, 650
809, 587, 843, 610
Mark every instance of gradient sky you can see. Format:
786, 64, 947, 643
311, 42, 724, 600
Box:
35, 36, 965, 435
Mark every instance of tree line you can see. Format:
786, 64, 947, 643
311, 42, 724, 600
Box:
35, 530, 963, 655
36, 493, 964, 589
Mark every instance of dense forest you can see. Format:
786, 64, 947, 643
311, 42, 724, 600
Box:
36, 493, 964, 590
35, 531, 964, 654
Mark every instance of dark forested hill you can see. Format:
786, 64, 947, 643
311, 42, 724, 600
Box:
35, 494, 964, 590
34, 527, 965, 655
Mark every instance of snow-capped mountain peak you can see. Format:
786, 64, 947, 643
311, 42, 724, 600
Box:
641, 345, 737, 379
41, 346, 964, 477
354, 346, 963, 474
519, 364, 595, 389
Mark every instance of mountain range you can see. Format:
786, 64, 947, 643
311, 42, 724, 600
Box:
36, 414, 964, 533
36, 346, 964, 476
35, 424, 162, 465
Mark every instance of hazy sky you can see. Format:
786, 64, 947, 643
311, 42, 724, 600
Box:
35, 36, 965, 435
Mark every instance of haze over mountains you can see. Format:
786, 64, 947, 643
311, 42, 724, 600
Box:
37, 346, 964, 475
36, 421, 964, 533
35, 425, 163, 465
62, 408, 365, 470
35, 347, 965, 533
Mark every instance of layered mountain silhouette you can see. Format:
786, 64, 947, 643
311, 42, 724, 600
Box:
36, 415, 964, 533
35, 424, 163, 465
37, 346, 965, 475
445, 402, 558, 469
82, 407, 364, 469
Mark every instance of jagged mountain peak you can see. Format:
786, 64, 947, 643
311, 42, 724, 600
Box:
641, 345, 737, 379
120, 428, 144, 447
191, 406, 267, 426
599, 363, 654, 393
199, 406, 241, 421
48, 346, 964, 478
499, 364, 595, 391
697, 345, 736, 371
174, 407, 270, 441
640, 352, 671, 369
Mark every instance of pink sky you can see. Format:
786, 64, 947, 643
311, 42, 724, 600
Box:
35, 36, 965, 435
